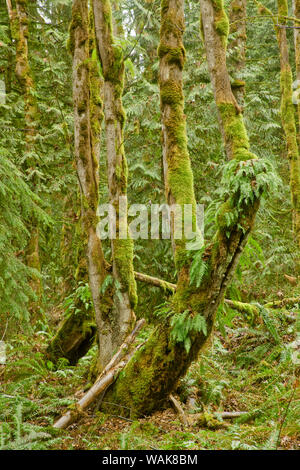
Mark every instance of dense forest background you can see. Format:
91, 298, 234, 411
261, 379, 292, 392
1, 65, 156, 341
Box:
0, 0, 299, 450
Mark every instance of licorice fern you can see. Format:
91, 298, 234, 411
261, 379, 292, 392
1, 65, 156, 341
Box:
171, 310, 207, 353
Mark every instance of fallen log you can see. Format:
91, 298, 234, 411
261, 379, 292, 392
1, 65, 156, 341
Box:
134, 272, 299, 316
53, 369, 115, 429
264, 297, 300, 309
215, 411, 249, 419
170, 393, 250, 427
134, 271, 176, 292
223, 299, 259, 320
53, 319, 145, 430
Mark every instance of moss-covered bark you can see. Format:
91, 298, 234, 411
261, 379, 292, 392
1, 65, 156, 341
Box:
3, 1, 13, 94
228, 0, 247, 106
93, 0, 137, 367
101, 0, 262, 418
6, 0, 42, 299
255, 0, 300, 249
46, 308, 96, 366
200, 0, 254, 162
47, 217, 97, 365
293, 0, 300, 141
277, 0, 300, 248
70, 0, 114, 370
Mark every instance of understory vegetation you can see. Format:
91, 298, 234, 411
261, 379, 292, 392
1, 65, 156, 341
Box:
1, 301, 299, 449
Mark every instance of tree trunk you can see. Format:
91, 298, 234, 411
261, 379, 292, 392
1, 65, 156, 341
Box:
255, 0, 300, 248
276, 0, 300, 248
228, 0, 247, 106
293, 0, 300, 140
46, 310, 96, 366
69, 0, 113, 371
6, 0, 42, 299
101, 0, 262, 418
93, 0, 137, 368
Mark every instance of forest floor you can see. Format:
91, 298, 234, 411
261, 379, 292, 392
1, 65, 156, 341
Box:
0, 302, 299, 450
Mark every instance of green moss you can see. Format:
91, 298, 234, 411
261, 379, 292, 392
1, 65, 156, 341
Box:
10, 13, 20, 42
160, 79, 183, 106
279, 66, 300, 245
89, 10, 104, 171
211, 0, 223, 10
77, 100, 86, 114
211, 0, 230, 47
102, 0, 113, 30
231, 79, 246, 89
161, 0, 169, 13
157, 43, 185, 69
194, 412, 227, 430
225, 300, 259, 323
216, 199, 237, 230
215, 15, 229, 39
160, 5, 185, 42
104, 325, 176, 417
113, 238, 137, 309
168, 161, 195, 206
277, 0, 288, 20
67, 10, 84, 55
104, 45, 124, 87
26, 230, 41, 272
280, 66, 298, 151
217, 102, 257, 161
46, 308, 96, 366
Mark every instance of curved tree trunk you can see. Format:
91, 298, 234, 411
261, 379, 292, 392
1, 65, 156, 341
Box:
101, 0, 262, 418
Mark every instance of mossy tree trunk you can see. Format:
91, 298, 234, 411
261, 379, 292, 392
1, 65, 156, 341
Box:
276, 0, 300, 248
101, 0, 262, 418
47, 4, 106, 366
228, 0, 247, 106
6, 0, 42, 300
47, 229, 97, 365
69, 0, 114, 370
2, 1, 13, 94
255, 0, 300, 249
293, 0, 300, 140
93, 0, 137, 368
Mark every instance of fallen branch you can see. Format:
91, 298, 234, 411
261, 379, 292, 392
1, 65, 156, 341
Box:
53, 364, 119, 429
53, 319, 145, 430
170, 394, 250, 427
134, 272, 299, 316
134, 271, 176, 292
264, 297, 300, 309
215, 411, 249, 419
192, 411, 253, 428
169, 394, 189, 426
224, 299, 259, 319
